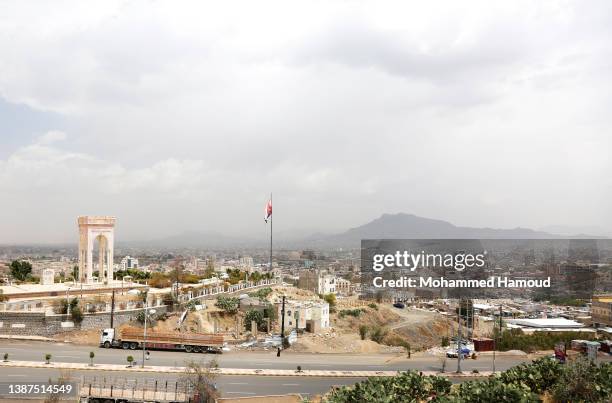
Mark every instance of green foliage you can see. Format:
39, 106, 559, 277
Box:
551, 359, 612, 403
326, 370, 451, 403
126, 355, 134, 365
441, 336, 450, 347
3, 352, 7, 361
249, 287, 273, 300
338, 308, 365, 318
216, 296, 239, 314
44, 353, 51, 363
369, 325, 387, 344
322, 293, 337, 313
185, 300, 198, 312
495, 328, 594, 353
245, 309, 265, 331
451, 378, 539, 403
10, 260, 32, 281
70, 305, 83, 324
533, 295, 586, 307
263, 306, 277, 321
226, 268, 246, 285
324, 356, 612, 402
115, 269, 151, 280
500, 357, 563, 392
368, 303, 378, 310
359, 325, 368, 340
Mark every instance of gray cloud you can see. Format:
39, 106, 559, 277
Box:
0, 0, 611, 243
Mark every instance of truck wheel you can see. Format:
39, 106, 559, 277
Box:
122, 342, 130, 350
130, 342, 137, 350
104, 341, 111, 348
193, 346, 201, 353
185, 345, 193, 353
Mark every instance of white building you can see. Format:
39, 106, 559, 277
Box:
298, 269, 337, 294
277, 300, 330, 332
120, 256, 139, 271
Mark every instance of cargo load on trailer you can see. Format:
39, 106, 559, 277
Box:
100, 328, 225, 353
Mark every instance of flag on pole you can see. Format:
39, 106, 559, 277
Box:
264, 198, 272, 223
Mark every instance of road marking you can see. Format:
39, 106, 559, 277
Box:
227, 382, 249, 385
225, 392, 256, 395
55, 355, 80, 359
6, 375, 26, 377
281, 383, 300, 386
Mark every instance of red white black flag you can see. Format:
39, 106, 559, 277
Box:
264, 199, 272, 223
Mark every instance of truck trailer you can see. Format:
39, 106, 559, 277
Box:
100, 328, 225, 353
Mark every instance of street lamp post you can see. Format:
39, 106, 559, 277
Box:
142, 304, 156, 368
66, 287, 71, 316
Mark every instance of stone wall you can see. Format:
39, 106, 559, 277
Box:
0, 306, 168, 337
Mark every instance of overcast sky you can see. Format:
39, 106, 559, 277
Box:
1, 0, 611, 244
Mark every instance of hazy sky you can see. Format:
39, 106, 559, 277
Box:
1, 0, 611, 243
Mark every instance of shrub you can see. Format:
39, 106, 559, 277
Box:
244, 309, 265, 331
499, 357, 563, 392
127, 355, 134, 366
89, 351, 95, 366
369, 326, 387, 344
441, 336, 450, 347
338, 308, 365, 318
368, 303, 378, 310
216, 296, 239, 314
326, 370, 451, 402
452, 378, 539, 403
249, 287, 273, 300
359, 325, 368, 340
551, 358, 611, 403
71, 306, 83, 324
45, 353, 51, 364
3, 353, 8, 362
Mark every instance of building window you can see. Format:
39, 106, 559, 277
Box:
287, 310, 292, 316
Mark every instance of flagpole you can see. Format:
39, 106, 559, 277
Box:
269, 193, 273, 272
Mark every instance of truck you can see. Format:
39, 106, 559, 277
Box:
79, 375, 202, 403
100, 328, 225, 353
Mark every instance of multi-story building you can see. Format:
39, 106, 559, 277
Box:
592, 294, 612, 327
335, 277, 353, 296
298, 269, 336, 294
120, 256, 139, 271
276, 300, 330, 332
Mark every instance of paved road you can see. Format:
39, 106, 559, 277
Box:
0, 367, 365, 398
0, 340, 530, 373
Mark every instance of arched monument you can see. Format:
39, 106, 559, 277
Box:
78, 216, 115, 284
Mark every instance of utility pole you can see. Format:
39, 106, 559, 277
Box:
280, 295, 286, 350
142, 304, 148, 368
456, 300, 462, 373
110, 290, 115, 329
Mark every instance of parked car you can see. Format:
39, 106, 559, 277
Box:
393, 302, 405, 309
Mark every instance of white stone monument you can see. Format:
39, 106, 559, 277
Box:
78, 216, 115, 284
41, 268, 55, 285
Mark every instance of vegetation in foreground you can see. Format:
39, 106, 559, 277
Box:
325, 357, 612, 403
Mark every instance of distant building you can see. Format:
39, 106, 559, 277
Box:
277, 300, 330, 332
592, 294, 612, 328
335, 277, 352, 296
41, 269, 55, 285
120, 256, 139, 271
298, 269, 336, 294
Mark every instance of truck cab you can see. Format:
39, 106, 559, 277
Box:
100, 328, 116, 348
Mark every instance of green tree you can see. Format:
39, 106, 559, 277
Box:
127, 355, 134, 366
216, 296, 239, 314
89, 351, 95, 366
323, 293, 336, 311
45, 353, 52, 364
245, 309, 264, 331
10, 260, 32, 281
359, 325, 368, 340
